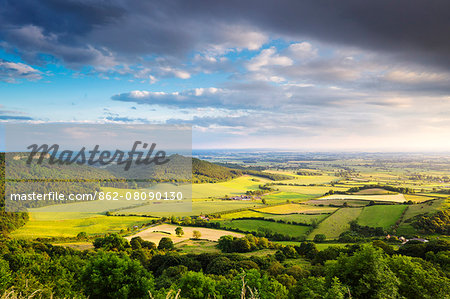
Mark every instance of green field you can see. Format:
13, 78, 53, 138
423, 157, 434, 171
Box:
275, 241, 352, 250
308, 208, 363, 240
262, 192, 316, 203
176, 239, 221, 254
11, 215, 155, 239
307, 198, 371, 207
256, 203, 337, 214
262, 213, 329, 224
118, 198, 264, 217
192, 175, 271, 198
357, 205, 407, 229
216, 219, 312, 238
220, 210, 329, 225
396, 198, 446, 235
269, 172, 337, 185
318, 193, 406, 203
275, 185, 347, 195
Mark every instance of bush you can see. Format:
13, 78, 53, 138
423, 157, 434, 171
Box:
82, 251, 154, 298
313, 234, 326, 243
158, 237, 174, 250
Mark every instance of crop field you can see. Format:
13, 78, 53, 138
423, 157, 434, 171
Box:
175, 239, 221, 254
265, 213, 329, 224
308, 208, 363, 240
318, 193, 406, 203
219, 210, 329, 224
306, 198, 369, 207
357, 205, 407, 229
274, 185, 348, 195
404, 194, 436, 202
11, 215, 155, 239
118, 198, 264, 217
269, 172, 338, 185
255, 203, 337, 214
262, 192, 315, 203
354, 188, 394, 195
192, 175, 271, 198
127, 224, 244, 244
216, 219, 311, 238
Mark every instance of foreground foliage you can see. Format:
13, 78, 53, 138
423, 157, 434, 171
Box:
0, 234, 448, 298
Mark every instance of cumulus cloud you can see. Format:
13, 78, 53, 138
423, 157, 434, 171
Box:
0, 59, 41, 82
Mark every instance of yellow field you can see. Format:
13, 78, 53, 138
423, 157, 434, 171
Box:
11, 214, 155, 239
275, 185, 347, 195
192, 175, 271, 198
127, 224, 243, 244
255, 203, 337, 214
318, 193, 406, 203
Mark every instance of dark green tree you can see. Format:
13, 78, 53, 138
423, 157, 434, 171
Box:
81, 252, 154, 299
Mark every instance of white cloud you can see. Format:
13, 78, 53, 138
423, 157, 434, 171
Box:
288, 42, 317, 60
383, 69, 450, 84
0, 60, 42, 82
246, 47, 293, 71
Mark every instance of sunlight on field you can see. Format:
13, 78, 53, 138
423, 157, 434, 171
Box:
120, 199, 264, 217
217, 219, 311, 238
256, 203, 337, 214
357, 205, 407, 229
319, 193, 406, 203
192, 175, 271, 198
308, 208, 363, 240
404, 194, 436, 202
127, 224, 243, 244
275, 185, 347, 195
262, 192, 315, 203
220, 210, 329, 224
11, 215, 155, 239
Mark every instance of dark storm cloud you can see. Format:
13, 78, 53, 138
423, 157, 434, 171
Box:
1, 0, 449, 68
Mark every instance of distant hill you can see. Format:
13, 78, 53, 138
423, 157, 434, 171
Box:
192, 158, 242, 183
2, 153, 251, 192
215, 162, 292, 181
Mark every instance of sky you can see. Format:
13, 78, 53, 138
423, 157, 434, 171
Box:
0, 0, 449, 151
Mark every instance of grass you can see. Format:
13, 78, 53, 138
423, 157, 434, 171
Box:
404, 194, 438, 202
275, 241, 352, 251
11, 214, 155, 239
263, 213, 329, 224
274, 185, 347, 195
354, 188, 394, 195
318, 193, 406, 203
175, 239, 221, 254
255, 203, 337, 214
262, 192, 315, 203
308, 208, 363, 240
219, 210, 329, 225
396, 198, 446, 236
119, 198, 264, 217
192, 175, 271, 198
357, 205, 407, 229
216, 219, 312, 238
307, 198, 370, 207
271, 173, 338, 185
